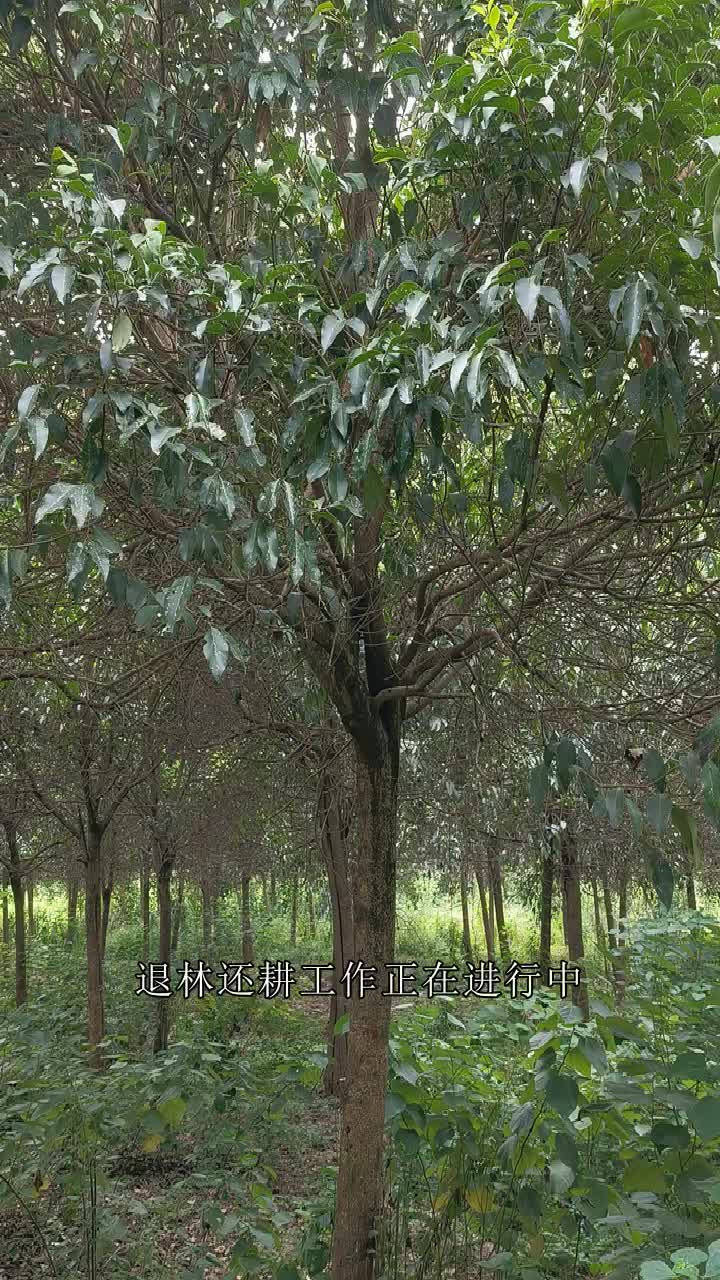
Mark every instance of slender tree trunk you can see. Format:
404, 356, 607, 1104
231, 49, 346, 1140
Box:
140, 857, 151, 963
560, 827, 588, 1018
616, 868, 628, 1004
473, 859, 494, 958
84, 824, 106, 1066
290, 873, 298, 946
100, 872, 113, 963
601, 869, 622, 994
459, 857, 473, 964
201, 879, 212, 954
261, 874, 268, 910
488, 844, 510, 965
270, 870, 277, 910
539, 849, 553, 973
686, 872, 697, 910
330, 741, 398, 1280
26, 881, 35, 937
171, 873, 184, 954
319, 767, 354, 1098
241, 873, 254, 965
153, 853, 173, 1053
67, 869, 79, 943
1, 869, 9, 947
5, 821, 27, 1006
307, 883, 316, 939
591, 874, 608, 976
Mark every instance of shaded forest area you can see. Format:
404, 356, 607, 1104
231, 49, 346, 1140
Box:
3, 0, 720, 1278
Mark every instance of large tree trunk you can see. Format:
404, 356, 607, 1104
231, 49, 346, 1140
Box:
153, 852, 173, 1054
459, 857, 473, 964
559, 827, 588, 1018
67, 869, 79, 943
5, 821, 27, 1006
488, 843, 510, 965
290, 873, 298, 946
330, 738, 398, 1280
473, 858, 494, 958
539, 849, 553, 973
140, 856, 151, 963
318, 766, 354, 1099
26, 881, 35, 937
84, 823, 106, 1066
241, 873, 254, 965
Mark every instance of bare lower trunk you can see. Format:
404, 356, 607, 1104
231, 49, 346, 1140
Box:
488, 844, 510, 966
290, 873, 298, 946
85, 825, 106, 1066
4, 821, 27, 1005
459, 857, 473, 964
100, 873, 113, 963
241, 873, 254, 965
201, 879, 212, 954
1, 870, 9, 946
171, 874, 184, 954
154, 857, 173, 1054
560, 828, 588, 1018
686, 871, 697, 910
473, 859, 494, 958
67, 870, 79, 943
591, 874, 608, 976
539, 850, 553, 973
141, 857, 151, 963
331, 742, 398, 1280
319, 767, 354, 1099
307, 883, 316, 939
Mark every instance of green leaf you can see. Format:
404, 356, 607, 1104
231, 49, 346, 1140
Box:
529, 763, 549, 811
545, 1071, 579, 1118
515, 277, 541, 323
622, 1158, 667, 1195
613, 6, 655, 42
548, 1160, 575, 1194
321, 312, 345, 353
157, 1095, 187, 1127
672, 805, 699, 863
646, 792, 672, 834
164, 575, 194, 630
623, 277, 647, 349
639, 1265, 673, 1280
405, 290, 430, 324
363, 464, 385, 513
651, 858, 674, 909
112, 312, 133, 352
50, 263, 75, 304
690, 1096, 720, 1141
706, 161, 720, 215
679, 235, 703, 260
203, 627, 230, 681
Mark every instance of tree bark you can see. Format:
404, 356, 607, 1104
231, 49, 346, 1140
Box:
488, 843, 510, 965
290, 873, 298, 946
26, 881, 35, 937
559, 826, 588, 1018
5, 821, 27, 1006
686, 871, 697, 910
241, 872, 254, 965
84, 823, 106, 1065
1, 869, 9, 947
140, 856, 151, 963
318, 766, 354, 1099
307, 883, 316, 939
67, 869, 79, 943
473, 858, 494, 958
171, 873, 184, 954
153, 851, 173, 1053
100, 870, 113, 963
330, 740, 398, 1280
459, 856, 473, 964
539, 849, 553, 973
201, 878, 213, 954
